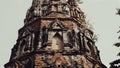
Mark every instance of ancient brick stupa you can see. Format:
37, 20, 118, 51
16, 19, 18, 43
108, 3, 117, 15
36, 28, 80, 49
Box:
5, 0, 107, 68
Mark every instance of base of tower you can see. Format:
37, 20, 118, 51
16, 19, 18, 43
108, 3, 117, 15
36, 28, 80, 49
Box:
5, 50, 107, 68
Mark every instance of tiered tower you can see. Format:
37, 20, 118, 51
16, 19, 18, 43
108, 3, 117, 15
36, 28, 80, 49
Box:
5, 0, 106, 68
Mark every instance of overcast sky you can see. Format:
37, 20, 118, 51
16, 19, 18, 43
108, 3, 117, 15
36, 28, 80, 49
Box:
0, 0, 120, 68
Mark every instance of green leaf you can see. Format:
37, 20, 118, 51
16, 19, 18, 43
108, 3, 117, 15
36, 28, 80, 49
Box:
117, 52, 120, 56
110, 59, 120, 68
114, 42, 120, 47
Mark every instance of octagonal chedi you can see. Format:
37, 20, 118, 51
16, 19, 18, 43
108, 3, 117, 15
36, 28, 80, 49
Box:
5, 0, 107, 68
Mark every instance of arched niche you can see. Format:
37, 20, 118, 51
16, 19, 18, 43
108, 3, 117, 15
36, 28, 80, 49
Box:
51, 32, 64, 50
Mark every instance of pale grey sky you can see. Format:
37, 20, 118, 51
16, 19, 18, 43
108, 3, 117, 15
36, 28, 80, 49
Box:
0, 0, 120, 68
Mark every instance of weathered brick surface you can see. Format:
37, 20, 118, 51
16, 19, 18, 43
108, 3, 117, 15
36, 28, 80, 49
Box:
5, 0, 106, 68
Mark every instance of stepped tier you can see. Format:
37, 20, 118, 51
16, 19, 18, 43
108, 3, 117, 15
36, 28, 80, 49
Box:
5, 0, 106, 68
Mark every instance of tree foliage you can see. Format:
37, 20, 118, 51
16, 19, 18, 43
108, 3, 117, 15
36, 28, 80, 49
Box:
114, 42, 120, 47
110, 30, 120, 68
110, 59, 120, 68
